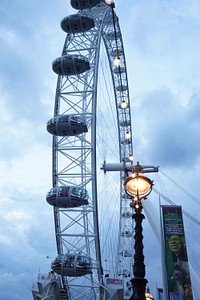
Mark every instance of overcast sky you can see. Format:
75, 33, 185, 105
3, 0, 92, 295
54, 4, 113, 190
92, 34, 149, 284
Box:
0, 0, 200, 299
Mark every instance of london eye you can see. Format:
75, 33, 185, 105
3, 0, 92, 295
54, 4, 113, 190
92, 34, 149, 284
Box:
42, 0, 134, 299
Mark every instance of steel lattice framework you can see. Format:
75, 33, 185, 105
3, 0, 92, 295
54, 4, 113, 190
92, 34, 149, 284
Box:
49, 2, 134, 299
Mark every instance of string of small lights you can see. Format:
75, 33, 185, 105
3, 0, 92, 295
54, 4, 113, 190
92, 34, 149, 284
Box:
106, 0, 133, 163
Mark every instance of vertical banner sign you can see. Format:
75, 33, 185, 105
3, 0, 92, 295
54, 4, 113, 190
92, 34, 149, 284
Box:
161, 206, 193, 300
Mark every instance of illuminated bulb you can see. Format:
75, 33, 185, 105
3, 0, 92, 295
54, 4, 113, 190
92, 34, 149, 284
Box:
105, 0, 114, 4
120, 100, 128, 109
124, 173, 153, 199
125, 131, 131, 139
135, 203, 139, 209
113, 56, 120, 67
145, 288, 154, 300
129, 154, 134, 162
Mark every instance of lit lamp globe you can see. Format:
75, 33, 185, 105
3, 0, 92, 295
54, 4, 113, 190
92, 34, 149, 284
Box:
105, 0, 114, 4
129, 154, 134, 162
145, 288, 154, 300
120, 100, 128, 109
125, 131, 131, 140
124, 173, 153, 199
113, 56, 120, 67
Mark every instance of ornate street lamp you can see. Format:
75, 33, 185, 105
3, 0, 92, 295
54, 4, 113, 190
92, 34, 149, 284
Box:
124, 172, 153, 200
124, 162, 153, 300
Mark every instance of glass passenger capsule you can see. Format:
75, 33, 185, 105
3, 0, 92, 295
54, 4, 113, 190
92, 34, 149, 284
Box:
51, 253, 93, 277
46, 115, 88, 136
61, 14, 95, 33
46, 186, 89, 208
71, 0, 101, 10
52, 54, 90, 76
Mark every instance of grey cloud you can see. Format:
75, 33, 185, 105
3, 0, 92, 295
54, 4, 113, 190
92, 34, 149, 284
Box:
134, 88, 200, 168
0, 191, 54, 299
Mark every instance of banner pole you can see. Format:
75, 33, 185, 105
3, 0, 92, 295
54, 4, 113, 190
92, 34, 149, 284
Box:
159, 196, 169, 300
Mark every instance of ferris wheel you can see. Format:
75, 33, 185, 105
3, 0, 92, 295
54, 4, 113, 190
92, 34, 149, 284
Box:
46, 0, 134, 299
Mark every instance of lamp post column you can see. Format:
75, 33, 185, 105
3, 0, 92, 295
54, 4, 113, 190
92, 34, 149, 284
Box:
123, 162, 156, 300
129, 202, 148, 300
